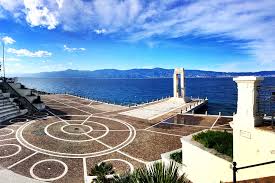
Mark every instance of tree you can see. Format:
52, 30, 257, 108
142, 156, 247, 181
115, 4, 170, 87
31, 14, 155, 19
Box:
90, 162, 115, 183
90, 162, 191, 183
129, 162, 190, 183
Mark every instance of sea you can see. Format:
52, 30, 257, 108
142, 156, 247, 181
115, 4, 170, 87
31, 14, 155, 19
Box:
17, 77, 275, 116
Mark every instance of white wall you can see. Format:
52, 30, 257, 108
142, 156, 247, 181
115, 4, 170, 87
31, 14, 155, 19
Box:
181, 135, 232, 183
233, 126, 275, 180
233, 76, 275, 181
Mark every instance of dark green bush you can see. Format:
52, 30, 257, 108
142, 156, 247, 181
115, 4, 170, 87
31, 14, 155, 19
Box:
193, 130, 233, 158
170, 151, 182, 163
90, 162, 190, 183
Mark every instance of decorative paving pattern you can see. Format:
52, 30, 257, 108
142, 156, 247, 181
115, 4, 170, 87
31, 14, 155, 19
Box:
0, 94, 231, 183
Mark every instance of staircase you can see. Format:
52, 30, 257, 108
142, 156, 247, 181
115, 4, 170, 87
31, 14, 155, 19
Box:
0, 90, 27, 123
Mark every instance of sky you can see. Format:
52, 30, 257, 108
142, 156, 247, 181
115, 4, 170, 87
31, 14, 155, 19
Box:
0, 0, 275, 75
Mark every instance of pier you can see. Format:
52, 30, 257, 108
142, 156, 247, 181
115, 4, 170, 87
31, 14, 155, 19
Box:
120, 68, 207, 120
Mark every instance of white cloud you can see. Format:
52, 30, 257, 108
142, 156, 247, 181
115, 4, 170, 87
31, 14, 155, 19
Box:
94, 29, 107, 34
63, 45, 86, 52
1, 0, 275, 66
6, 57, 20, 62
7, 48, 52, 57
23, 0, 59, 30
1, 36, 15, 44
0, 0, 23, 12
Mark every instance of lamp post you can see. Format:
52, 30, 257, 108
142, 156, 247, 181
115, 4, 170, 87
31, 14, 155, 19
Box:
1, 41, 6, 82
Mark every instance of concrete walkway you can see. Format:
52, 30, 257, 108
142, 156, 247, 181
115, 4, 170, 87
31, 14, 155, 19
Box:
0, 167, 44, 183
120, 97, 190, 120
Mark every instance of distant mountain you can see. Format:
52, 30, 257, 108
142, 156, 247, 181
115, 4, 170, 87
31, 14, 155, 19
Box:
21, 68, 275, 78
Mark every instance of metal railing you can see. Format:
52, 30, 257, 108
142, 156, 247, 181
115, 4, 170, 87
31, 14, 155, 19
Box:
232, 160, 275, 183
257, 85, 275, 130
257, 86, 275, 117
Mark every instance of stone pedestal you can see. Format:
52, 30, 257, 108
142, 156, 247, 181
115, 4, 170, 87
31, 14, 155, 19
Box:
233, 76, 264, 128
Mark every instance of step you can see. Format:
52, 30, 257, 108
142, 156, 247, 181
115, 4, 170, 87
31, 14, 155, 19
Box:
0, 112, 21, 122
0, 104, 16, 110
0, 97, 12, 101
0, 105, 17, 112
0, 110, 20, 120
0, 107, 18, 115
0, 100, 12, 106
0, 97, 9, 101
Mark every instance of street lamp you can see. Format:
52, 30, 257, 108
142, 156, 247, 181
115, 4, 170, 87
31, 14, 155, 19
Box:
1, 41, 6, 82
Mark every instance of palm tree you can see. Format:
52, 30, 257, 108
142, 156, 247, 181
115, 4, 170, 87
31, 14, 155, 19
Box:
114, 162, 190, 183
90, 162, 115, 183
90, 161, 190, 183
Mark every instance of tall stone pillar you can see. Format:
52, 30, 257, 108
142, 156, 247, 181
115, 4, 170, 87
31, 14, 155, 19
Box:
173, 73, 179, 98
180, 68, 185, 100
173, 68, 185, 100
233, 76, 264, 128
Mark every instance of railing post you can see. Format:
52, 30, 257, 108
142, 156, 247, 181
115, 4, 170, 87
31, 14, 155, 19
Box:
233, 162, 237, 183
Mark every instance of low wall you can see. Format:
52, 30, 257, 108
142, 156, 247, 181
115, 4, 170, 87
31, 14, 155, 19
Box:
181, 133, 232, 183
9, 83, 21, 89
17, 88, 31, 96
161, 148, 185, 175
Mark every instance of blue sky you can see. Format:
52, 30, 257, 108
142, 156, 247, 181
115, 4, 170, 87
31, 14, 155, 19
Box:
0, 0, 275, 74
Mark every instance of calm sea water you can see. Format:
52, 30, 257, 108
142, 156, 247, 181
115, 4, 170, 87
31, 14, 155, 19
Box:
18, 77, 275, 116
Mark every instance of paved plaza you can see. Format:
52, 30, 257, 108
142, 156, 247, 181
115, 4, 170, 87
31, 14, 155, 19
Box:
0, 94, 231, 183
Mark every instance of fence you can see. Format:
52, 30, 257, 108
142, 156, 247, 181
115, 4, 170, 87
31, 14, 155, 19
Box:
232, 160, 275, 183
257, 86, 275, 128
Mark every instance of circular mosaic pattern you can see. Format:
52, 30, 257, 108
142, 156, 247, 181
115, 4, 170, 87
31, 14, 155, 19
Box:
61, 124, 93, 135
0, 128, 14, 137
0, 144, 22, 158
30, 159, 68, 181
16, 117, 136, 158
44, 121, 109, 142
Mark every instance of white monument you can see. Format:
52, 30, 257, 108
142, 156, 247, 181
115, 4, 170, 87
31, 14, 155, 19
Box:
233, 76, 275, 181
233, 76, 264, 128
173, 68, 186, 102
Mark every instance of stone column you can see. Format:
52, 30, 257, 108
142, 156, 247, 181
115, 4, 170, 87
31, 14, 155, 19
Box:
173, 73, 179, 98
180, 68, 185, 101
233, 76, 264, 128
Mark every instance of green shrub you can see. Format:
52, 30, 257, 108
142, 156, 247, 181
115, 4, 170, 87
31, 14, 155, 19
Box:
170, 151, 182, 163
90, 162, 190, 183
193, 130, 233, 158
115, 162, 190, 183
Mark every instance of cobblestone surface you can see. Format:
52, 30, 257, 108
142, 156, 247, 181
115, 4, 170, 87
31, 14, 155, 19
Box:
0, 94, 231, 183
